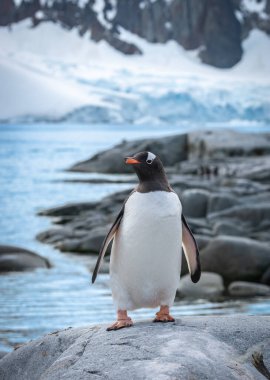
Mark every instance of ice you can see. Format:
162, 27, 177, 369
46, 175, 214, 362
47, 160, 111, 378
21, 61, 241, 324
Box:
0, 20, 269, 125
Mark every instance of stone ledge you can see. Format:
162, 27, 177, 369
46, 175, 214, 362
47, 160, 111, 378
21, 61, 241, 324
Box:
1, 316, 270, 380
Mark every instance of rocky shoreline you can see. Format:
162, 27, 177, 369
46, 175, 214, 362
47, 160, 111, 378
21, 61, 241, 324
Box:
1, 316, 270, 380
37, 129, 270, 298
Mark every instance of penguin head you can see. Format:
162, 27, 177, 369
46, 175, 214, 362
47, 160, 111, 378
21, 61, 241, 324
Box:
125, 151, 167, 186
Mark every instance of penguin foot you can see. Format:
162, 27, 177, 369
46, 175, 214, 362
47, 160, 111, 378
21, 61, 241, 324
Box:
153, 306, 175, 323
106, 318, 133, 331
153, 314, 175, 323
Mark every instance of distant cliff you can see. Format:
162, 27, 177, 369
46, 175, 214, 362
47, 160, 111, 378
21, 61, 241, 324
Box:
1, 0, 270, 68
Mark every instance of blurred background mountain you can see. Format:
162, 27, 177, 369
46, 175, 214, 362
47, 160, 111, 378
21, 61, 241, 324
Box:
1, 0, 270, 67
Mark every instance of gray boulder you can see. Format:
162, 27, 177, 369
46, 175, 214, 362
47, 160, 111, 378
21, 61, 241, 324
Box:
208, 203, 270, 231
178, 272, 224, 299
213, 221, 246, 237
194, 234, 211, 250
0, 245, 51, 273
181, 189, 210, 218
207, 193, 239, 214
69, 134, 188, 173
200, 236, 270, 283
228, 282, 270, 297
0, 317, 269, 380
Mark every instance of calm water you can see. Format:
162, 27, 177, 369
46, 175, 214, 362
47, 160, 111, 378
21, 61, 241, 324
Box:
0, 123, 270, 353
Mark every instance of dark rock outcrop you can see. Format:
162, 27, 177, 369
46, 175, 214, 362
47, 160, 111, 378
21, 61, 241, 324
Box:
69, 134, 188, 173
0, 245, 51, 272
69, 129, 270, 173
199, 0, 242, 67
0, 0, 15, 26
0, 317, 269, 380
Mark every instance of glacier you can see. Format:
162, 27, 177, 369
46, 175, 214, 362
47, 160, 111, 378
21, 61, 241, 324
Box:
0, 20, 270, 127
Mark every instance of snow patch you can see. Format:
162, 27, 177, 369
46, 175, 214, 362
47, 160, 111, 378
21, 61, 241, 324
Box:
165, 21, 172, 30
78, 0, 89, 8
241, 0, 267, 14
106, 0, 117, 21
233, 29, 270, 76
93, 0, 111, 29
235, 10, 244, 23
35, 11, 45, 20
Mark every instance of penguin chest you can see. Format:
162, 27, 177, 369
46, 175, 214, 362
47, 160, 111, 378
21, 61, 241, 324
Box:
110, 191, 182, 310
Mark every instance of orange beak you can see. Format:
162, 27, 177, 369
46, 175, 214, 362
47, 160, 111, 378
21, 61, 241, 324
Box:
125, 157, 140, 164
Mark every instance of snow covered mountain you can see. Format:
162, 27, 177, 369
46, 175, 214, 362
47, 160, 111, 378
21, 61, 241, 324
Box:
0, 0, 270, 125
1, 0, 270, 67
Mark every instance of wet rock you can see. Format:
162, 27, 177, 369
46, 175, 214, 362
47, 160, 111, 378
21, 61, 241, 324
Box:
178, 272, 224, 299
261, 267, 270, 286
181, 189, 210, 218
228, 282, 270, 297
0, 245, 51, 273
0, 317, 269, 380
69, 134, 188, 173
200, 236, 270, 283
0, 352, 7, 360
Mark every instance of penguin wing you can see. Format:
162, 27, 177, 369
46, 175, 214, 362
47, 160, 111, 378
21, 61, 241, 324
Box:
92, 206, 124, 284
181, 214, 201, 283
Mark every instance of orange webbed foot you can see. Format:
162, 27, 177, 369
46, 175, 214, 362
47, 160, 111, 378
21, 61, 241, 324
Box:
153, 306, 175, 323
106, 317, 133, 331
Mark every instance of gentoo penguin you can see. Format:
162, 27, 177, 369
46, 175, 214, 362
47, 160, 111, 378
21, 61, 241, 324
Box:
92, 151, 201, 331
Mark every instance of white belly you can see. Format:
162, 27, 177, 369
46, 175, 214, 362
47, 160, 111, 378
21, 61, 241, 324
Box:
110, 191, 182, 310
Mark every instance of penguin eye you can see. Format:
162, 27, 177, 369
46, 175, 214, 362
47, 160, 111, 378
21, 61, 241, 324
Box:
146, 159, 153, 165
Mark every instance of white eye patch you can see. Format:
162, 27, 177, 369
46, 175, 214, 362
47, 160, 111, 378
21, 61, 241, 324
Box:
146, 152, 156, 164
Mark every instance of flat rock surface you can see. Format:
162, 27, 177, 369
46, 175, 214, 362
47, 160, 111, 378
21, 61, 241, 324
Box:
0, 316, 269, 380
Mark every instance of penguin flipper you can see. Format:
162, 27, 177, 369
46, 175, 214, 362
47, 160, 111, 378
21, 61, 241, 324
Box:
181, 214, 201, 283
92, 206, 124, 284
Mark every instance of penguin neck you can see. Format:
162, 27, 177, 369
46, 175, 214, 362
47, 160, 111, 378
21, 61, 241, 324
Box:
135, 168, 171, 193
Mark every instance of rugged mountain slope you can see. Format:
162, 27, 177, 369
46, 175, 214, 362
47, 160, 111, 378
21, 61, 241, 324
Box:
1, 0, 270, 68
